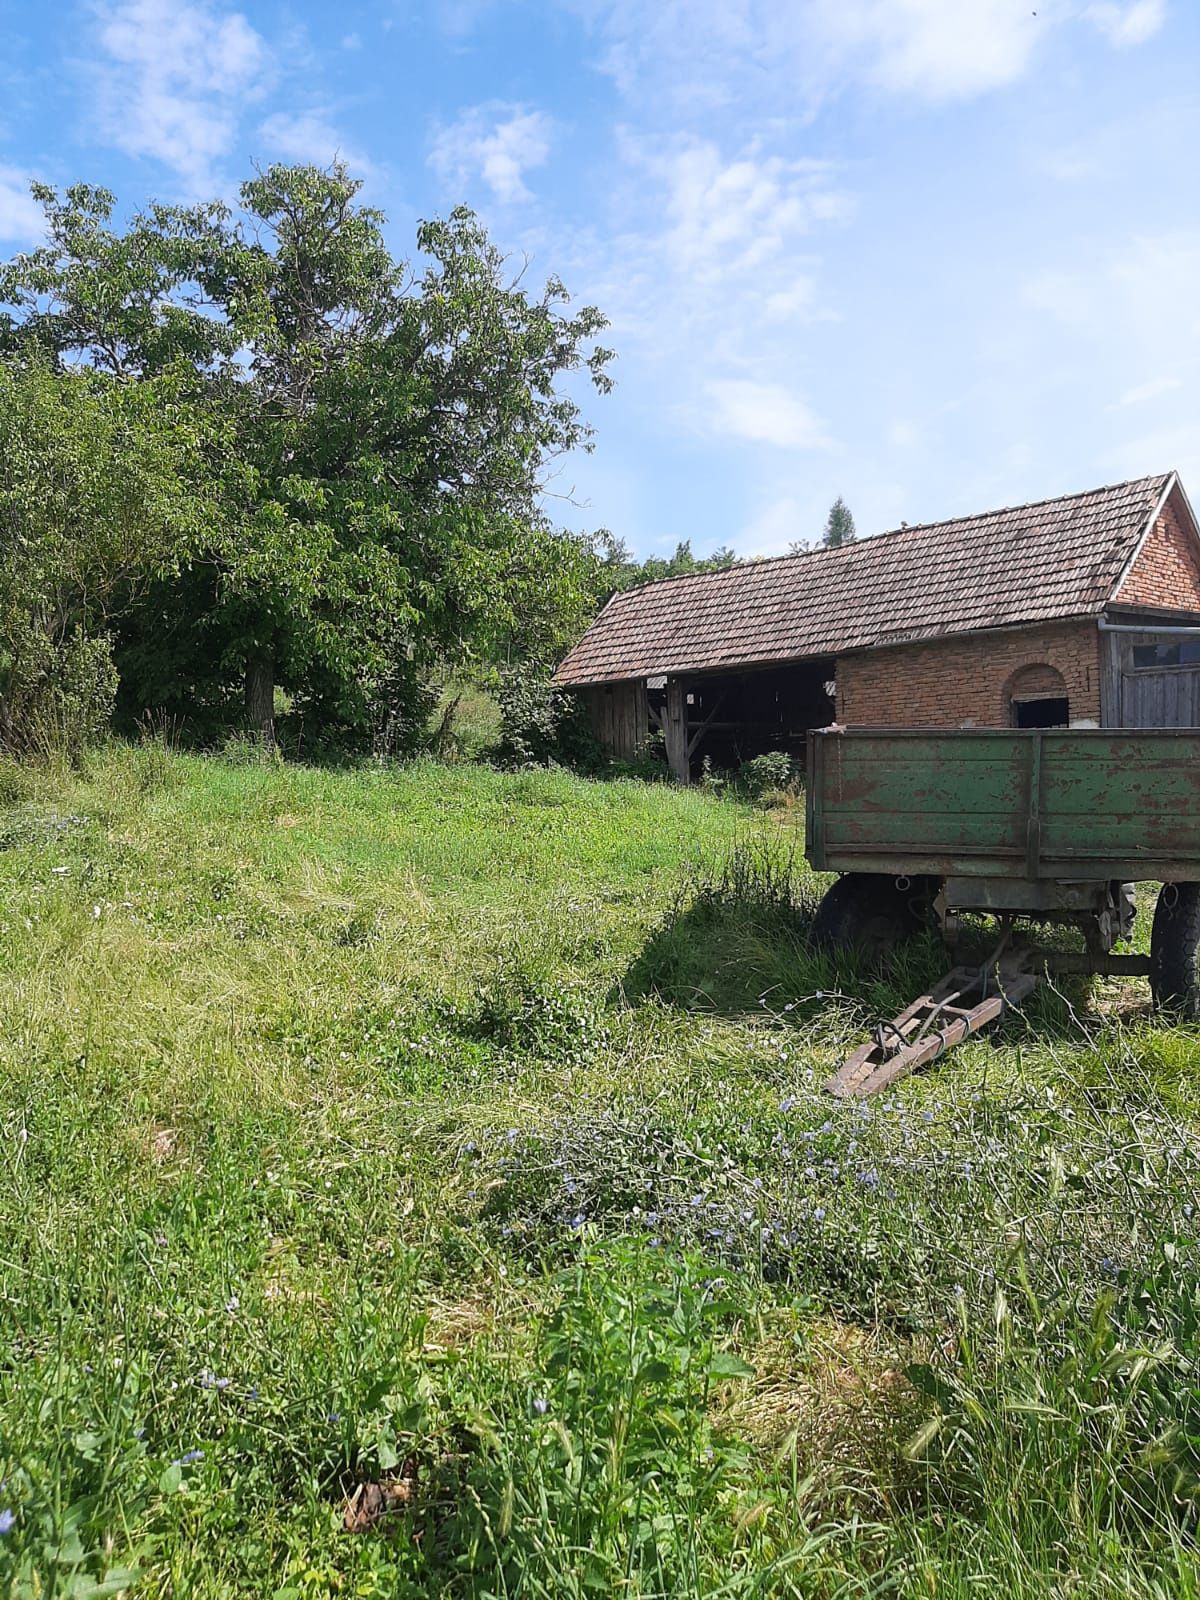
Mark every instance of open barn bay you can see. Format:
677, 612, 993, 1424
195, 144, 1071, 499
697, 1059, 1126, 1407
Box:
2, 745, 1199, 1598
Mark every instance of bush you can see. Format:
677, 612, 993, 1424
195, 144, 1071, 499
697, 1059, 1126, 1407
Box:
736, 750, 799, 799
0, 627, 118, 761
496, 666, 606, 773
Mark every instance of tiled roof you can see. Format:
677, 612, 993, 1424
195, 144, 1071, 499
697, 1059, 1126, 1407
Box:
555, 473, 1175, 686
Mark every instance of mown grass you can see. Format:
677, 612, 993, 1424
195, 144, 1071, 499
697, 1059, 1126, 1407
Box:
1, 743, 1199, 1598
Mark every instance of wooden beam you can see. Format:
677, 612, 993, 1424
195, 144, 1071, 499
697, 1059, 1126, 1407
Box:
686, 689, 726, 758
664, 678, 690, 783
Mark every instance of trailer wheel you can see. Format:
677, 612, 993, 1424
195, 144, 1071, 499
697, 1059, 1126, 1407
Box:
1150, 883, 1200, 1019
812, 873, 926, 964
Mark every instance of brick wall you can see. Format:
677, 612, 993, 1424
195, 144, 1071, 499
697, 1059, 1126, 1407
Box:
1113, 485, 1200, 612
835, 619, 1102, 728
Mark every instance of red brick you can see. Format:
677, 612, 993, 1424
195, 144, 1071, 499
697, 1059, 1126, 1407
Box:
835, 620, 1101, 728
1114, 486, 1200, 613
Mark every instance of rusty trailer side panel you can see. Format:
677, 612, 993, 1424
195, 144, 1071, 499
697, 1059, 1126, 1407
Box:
806, 728, 1200, 884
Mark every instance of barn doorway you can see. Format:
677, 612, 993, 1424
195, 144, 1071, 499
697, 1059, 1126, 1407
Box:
647, 658, 836, 781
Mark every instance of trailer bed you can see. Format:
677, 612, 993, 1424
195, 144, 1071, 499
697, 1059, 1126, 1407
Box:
806, 728, 1200, 884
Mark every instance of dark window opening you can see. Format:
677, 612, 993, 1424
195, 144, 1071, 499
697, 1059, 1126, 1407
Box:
1013, 696, 1069, 728
1132, 640, 1200, 669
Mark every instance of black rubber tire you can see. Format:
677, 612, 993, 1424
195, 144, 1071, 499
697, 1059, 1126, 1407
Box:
811, 873, 928, 965
1150, 882, 1200, 1019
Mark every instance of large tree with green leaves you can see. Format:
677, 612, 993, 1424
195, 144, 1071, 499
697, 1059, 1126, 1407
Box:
0, 166, 612, 750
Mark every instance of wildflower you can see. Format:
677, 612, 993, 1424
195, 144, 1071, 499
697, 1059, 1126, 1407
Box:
327, 1411, 342, 1423
198, 1369, 231, 1391
532, 1397, 548, 1415
647, 1236, 661, 1247
0, 1510, 13, 1535
812, 1207, 826, 1223
568, 1213, 586, 1229
225, 1295, 239, 1314
779, 1096, 797, 1113
172, 1450, 204, 1467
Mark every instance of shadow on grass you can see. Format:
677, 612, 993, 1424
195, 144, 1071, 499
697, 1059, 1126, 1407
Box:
618, 839, 948, 1023
618, 841, 1139, 1066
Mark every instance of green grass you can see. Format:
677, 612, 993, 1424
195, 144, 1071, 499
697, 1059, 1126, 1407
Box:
1, 743, 1199, 1597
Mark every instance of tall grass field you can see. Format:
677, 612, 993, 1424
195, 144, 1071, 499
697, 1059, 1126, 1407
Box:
1, 744, 1198, 1597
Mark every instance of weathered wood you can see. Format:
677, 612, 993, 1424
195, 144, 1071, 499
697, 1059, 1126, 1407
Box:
587, 681, 651, 761
828, 953, 1037, 1098
664, 678, 690, 783
1099, 627, 1123, 727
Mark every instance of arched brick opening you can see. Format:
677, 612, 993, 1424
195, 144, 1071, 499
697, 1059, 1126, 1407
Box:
1004, 663, 1069, 727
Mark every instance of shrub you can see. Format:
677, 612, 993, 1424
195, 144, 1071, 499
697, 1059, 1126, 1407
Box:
495, 666, 606, 773
736, 751, 799, 799
0, 627, 118, 761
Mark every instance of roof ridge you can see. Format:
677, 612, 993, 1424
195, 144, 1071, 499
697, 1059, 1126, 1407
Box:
602, 471, 1172, 606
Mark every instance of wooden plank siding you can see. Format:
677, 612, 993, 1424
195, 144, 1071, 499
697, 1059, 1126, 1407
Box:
1100, 626, 1200, 728
583, 680, 649, 763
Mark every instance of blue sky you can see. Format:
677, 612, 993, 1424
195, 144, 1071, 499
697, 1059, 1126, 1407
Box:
1, 0, 1197, 557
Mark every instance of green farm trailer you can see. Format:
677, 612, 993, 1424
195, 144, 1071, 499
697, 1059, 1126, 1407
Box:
805, 728, 1200, 1096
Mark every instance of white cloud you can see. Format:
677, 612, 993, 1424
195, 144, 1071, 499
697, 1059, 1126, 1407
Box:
91, 0, 270, 192
814, 0, 1043, 100
547, 136, 846, 467
258, 110, 374, 178
429, 104, 553, 203
704, 379, 831, 450
573, 0, 1166, 109
646, 140, 851, 284
0, 167, 43, 242
1084, 0, 1166, 47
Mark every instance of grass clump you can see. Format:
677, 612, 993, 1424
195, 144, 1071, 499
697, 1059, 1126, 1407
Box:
1, 744, 1199, 1596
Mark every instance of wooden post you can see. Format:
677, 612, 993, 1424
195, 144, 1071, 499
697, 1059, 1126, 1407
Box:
664, 677, 690, 783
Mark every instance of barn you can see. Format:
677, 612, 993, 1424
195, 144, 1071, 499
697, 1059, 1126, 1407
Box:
554, 472, 1200, 782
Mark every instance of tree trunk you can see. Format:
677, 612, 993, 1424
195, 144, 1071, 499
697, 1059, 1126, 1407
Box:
245, 650, 276, 747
